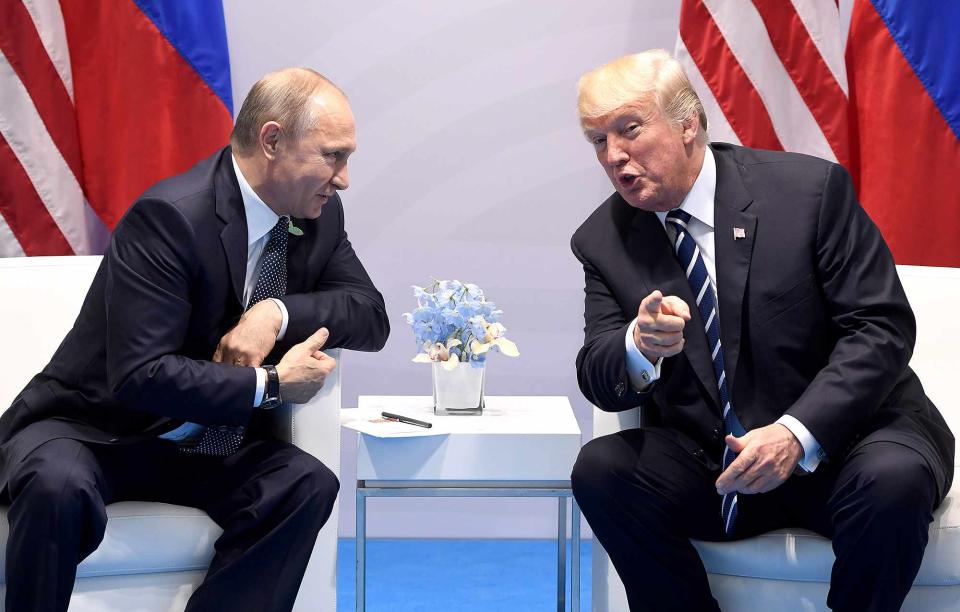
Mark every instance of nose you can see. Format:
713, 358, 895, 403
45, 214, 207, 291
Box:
332, 164, 349, 191
605, 137, 628, 168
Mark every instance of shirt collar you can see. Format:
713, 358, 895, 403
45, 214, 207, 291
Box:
232, 154, 284, 247
656, 146, 717, 229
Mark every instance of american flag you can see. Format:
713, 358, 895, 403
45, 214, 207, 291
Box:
0, 0, 233, 257
677, 0, 960, 267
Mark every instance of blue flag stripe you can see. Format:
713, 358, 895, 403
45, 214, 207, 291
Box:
132, 0, 233, 113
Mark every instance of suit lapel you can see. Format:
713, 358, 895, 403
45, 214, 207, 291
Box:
628, 207, 722, 412
712, 146, 756, 393
215, 151, 247, 307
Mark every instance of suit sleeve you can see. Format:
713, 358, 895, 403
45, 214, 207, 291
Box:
572, 235, 653, 412
784, 163, 916, 457
105, 199, 256, 426
281, 199, 389, 352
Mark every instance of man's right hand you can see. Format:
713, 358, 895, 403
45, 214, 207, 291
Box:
276, 328, 337, 404
634, 290, 691, 362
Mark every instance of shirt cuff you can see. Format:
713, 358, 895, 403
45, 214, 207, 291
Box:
777, 414, 826, 473
269, 298, 289, 340
253, 367, 266, 408
625, 318, 662, 391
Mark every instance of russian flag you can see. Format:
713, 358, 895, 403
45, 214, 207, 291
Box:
0, 0, 232, 255
847, 0, 960, 267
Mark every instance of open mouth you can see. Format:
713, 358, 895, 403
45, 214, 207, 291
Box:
618, 174, 639, 189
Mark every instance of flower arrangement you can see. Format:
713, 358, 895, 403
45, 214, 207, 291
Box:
403, 279, 519, 370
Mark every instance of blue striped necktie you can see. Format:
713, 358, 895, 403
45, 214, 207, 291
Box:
666, 209, 745, 537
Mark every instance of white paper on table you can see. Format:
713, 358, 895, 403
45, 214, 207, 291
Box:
341, 414, 447, 438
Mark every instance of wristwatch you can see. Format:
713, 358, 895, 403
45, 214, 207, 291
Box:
261, 365, 282, 409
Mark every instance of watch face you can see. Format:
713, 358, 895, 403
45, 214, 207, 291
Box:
262, 397, 283, 410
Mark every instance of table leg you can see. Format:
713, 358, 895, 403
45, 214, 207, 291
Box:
572, 497, 581, 612
356, 486, 366, 612
557, 495, 567, 612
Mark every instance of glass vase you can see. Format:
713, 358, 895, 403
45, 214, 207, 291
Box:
432, 361, 485, 415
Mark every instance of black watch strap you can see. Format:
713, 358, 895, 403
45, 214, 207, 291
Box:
262, 365, 282, 408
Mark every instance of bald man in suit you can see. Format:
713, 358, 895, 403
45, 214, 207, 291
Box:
0, 69, 389, 612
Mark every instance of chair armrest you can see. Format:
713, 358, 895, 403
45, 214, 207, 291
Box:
289, 348, 341, 461
288, 348, 341, 612
592, 405, 641, 439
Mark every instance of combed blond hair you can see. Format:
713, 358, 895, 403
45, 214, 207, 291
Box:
577, 50, 707, 138
231, 68, 345, 154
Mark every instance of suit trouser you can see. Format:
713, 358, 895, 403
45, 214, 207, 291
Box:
2, 434, 340, 612
572, 427, 941, 612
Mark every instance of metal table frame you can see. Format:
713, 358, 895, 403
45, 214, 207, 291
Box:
355, 480, 581, 612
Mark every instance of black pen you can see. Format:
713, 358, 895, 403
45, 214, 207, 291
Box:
381, 411, 433, 428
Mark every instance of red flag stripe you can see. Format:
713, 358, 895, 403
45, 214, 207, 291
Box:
846, 0, 960, 267
61, 0, 233, 229
680, 0, 784, 151
751, 0, 850, 168
0, 0, 85, 188
0, 134, 74, 255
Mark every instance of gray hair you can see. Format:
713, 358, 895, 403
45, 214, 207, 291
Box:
230, 68, 345, 154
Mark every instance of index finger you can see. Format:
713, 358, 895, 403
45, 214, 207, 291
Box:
641, 290, 664, 315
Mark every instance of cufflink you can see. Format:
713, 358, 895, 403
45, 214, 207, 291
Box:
640, 371, 651, 382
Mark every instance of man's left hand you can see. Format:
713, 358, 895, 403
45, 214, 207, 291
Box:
212, 299, 282, 367
715, 424, 803, 495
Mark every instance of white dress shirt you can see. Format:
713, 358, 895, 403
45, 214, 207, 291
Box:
232, 155, 290, 407
624, 148, 824, 472
158, 158, 293, 442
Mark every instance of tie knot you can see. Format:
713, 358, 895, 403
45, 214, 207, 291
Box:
665, 208, 693, 228
270, 217, 289, 240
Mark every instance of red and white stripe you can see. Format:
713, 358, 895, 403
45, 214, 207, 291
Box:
0, 0, 107, 256
677, 0, 849, 169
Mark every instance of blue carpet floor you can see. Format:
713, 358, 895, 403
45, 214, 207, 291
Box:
337, 539, 592, 611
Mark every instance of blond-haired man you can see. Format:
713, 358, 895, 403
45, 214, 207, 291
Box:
570, 50, 952, 611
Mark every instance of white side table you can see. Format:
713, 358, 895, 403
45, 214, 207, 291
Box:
344, 395, 583, 611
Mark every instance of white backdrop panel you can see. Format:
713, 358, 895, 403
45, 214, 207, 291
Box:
222, 0, 680, 538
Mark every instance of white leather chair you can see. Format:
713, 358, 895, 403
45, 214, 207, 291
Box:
591, 265, 960, 611
0, 256, 341, 612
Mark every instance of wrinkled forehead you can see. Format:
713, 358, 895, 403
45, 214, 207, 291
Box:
581, 96, 660, 134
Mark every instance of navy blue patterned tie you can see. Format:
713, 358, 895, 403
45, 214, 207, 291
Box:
183, 217, 289, 456
666, 209, 745, 536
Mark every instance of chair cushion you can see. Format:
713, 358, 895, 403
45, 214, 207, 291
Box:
694, 484, 960, 585
0, 502, 221, 582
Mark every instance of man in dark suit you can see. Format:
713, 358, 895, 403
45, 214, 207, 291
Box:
570, 50, 953, 611
0, 68, 389, 612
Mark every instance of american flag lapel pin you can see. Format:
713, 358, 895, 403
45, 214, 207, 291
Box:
733, 227, 746, 240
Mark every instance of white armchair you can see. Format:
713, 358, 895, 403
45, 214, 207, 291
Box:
0, 256, 341, 612
591, 265, 960, 611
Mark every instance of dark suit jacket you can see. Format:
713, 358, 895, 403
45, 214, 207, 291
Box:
0, 146, 389, 492
572, 143, 953, 499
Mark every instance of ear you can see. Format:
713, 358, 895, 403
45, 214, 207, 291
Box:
259, 121, 283, 160
680, 113, 699, 145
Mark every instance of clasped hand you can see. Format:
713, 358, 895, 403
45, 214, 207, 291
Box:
211, 301, 337, 405
715, 424, 803, 495
276, 328, 337, 404
213, 299, 282, 367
